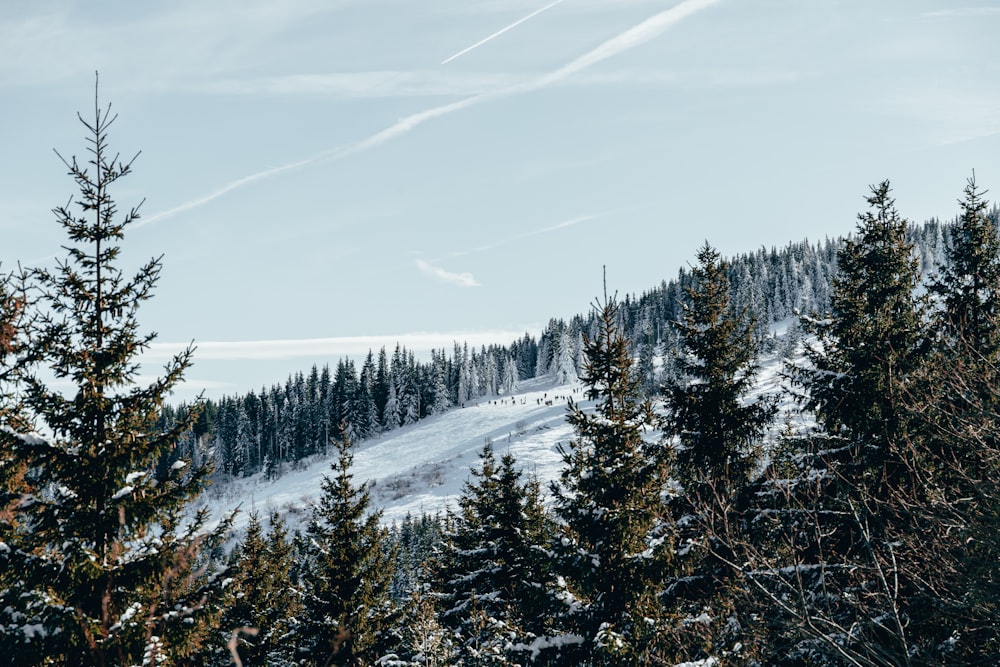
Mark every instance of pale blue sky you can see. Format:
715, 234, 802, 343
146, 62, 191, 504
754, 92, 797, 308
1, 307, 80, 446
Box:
2, 0, 998, 399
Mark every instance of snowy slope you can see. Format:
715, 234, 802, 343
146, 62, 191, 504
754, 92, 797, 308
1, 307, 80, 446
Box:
197, 344, 799, 532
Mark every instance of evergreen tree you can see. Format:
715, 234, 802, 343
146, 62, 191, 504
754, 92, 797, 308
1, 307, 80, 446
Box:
0, 81, 228, 666
383, 380, 402, 432
545, 295, 675, 666
661, 243, 777, 664
391, 586, 456, 666
500, 353, 519, 396
296, 435, 399, 666
929, 173, 1000, 357
0, 269, 31, 629
896, 175, 1000, 661
665, 242, 777, 492
437, 444, 552, 664
552, 326, 579, 385
430, 351, 451, 415
215, 511, 300, 667
763, 182, 929, 664
0, 268, 28, 429
792, 180, 924, 465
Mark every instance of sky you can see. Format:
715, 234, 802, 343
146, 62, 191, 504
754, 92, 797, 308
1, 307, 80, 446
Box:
2, 0, 998, 401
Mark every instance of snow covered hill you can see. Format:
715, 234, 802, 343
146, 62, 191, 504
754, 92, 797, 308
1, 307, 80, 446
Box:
197, 341, 797, 533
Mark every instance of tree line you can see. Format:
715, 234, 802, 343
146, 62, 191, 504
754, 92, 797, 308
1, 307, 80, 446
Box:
184, 214, 962, 483
2, 87, 999, 666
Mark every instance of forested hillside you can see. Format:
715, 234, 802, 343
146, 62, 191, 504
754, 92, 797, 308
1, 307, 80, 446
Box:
184, 218, 962, 482
3, 90, 1000, 666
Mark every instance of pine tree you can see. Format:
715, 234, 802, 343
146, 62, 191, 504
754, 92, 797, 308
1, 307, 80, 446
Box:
0, 268, 28, 429
552, 326, 579, 385
897, 175, 1000, 661
665, 242, 777, 492
792, 181, 924, 464
766, 181, 929, 664
430, 351, 451, 415
0, 79, 229, 666
437, 444, 552, 664
929, 173, 1000, 357
215, 511, 300, 667
383, 380, 401, 432
545, 294, 675, 666
500, 353, 519, 395
0, 269, 31, 628
295, 435, 399, 666
661, 243, 776, 664
391, 586, 456, 666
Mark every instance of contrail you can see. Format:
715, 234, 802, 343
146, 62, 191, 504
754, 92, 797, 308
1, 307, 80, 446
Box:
136, 150, 339, 228
142, 0, 722, 227
441, 0, 567, 65
533, 0, 724, 89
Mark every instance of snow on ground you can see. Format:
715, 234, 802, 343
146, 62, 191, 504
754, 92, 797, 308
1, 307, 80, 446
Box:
195, 377, 592, 531
198, 344, 802, 534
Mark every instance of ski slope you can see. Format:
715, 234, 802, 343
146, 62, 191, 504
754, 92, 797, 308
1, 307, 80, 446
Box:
197, 342, 799, 532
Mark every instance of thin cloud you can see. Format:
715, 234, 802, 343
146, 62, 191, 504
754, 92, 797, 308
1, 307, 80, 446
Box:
921, 7, 1000, 18
142, 329, 529, 362
142, 0, 723, 227
451, 210, 644, 259
183, 71, 520, 98
136, 151, 336, 227
539, 214, 594, 233
532, 0, 723, 89
415, 259, 481, 287
441, 0, 568, 65
449, 214, 595, 258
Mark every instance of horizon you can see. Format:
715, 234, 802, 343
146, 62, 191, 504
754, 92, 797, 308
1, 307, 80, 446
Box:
3, 0, 998, 402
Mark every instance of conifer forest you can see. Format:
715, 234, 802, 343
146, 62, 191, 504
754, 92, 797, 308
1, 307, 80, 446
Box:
3, 92, 1000, 667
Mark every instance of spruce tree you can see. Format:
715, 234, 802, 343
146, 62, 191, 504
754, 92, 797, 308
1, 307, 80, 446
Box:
900, 175, 1000, 661
929, 174, 1000, 355
0, 80, 228, 666
769, 181, 929, 664
661, 242, 776, 664
792, 180, 924, 465
215, 511, 300, 667
545, 294, 675, 666
0, 268, 28, 429
0, 269, 31, 635
295, 435, 399, 666
437, 443, 552, 664
665, 242, 777, 492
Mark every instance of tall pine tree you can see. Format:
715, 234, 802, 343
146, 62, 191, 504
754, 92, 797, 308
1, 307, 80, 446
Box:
792, 180, 924, 466
771, 181, 929, 664
929, 174, 1000, 355
665, 242, 777, 492
0, 79, 228, 666
436, 443, 552, 664
214, 511, 301, 667
544, 294, 676, 666
661, 242, 776, 664
899, 175, 1000, 661
295, 435, 399, 666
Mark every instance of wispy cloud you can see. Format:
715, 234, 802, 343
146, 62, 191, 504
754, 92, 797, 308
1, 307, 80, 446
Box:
179, 71, 520, 98
142, 0, 724, 226
921, 7, 1000, 18
451, 213, 600, 258
415, 259, 481, 287
532, 0, 723, 89
137, 152, 334, 227
142, 329, 529, 362
188, 66, 801, 101
0, 0, 336, 90
441, 0, 568, 65
450, 208, 651, 259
